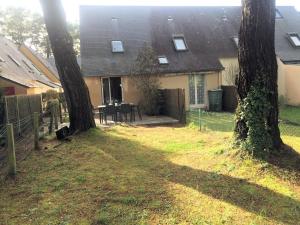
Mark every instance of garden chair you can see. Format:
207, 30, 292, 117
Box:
104, 104, 117, 124
120, 103, 132, 122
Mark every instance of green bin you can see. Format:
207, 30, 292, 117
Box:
208, 89, 223, 112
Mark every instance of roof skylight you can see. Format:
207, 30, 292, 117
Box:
7, 54, 21, 67
233, 37, 239, 47
111, 40, 124, 53
22, 60, 33, 71
167, 16, 173, 21
173, 36, 188, 51
158, 56, 169, 65
288, 33, 300, 47
276, 9, 283, 19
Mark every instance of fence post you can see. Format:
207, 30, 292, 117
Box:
59, 103, 63, 124
198, 108, 202, 131
54, 105, 59, 130
34, 112, 40, 150
16, 96, 21, 135
6, 123, 16, 177
4, 97, 9, 123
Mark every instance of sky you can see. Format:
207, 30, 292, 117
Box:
0, 0, 299, 22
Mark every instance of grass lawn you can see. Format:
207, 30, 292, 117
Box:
280, 106, 300, 124
1, 123, 300, 224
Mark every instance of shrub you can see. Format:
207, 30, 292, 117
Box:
130, 45, 161, 115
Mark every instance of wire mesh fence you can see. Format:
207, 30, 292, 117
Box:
0, 94, 58, 174
186, 108, 300, 150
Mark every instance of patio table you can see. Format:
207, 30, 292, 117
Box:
97, 103, 142, 124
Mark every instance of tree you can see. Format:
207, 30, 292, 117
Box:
40, 0, 95, 133
235, 0, 283, 156
131, 45, 161, 115
0, 7, 32, 45
0, 7, 80, 58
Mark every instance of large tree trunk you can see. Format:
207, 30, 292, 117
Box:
40, 0, 95, 133
235, 0, 283, 154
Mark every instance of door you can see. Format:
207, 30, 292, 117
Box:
189, 73, 205, 107
102, 77, 122, 104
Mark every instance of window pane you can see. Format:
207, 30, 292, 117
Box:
174, 38, 187, 50
291, 36, 300, 46
111, 41, 124, 52
158, 56, 168, 64
103, 78, 110, 104
189, 75, 195, 105
276, 9, 282, 19
233, 37, 239, 47
196, 75, 205, 104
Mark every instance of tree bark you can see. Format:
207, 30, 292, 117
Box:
40, 0, 95, 133
235, 0, 283, 152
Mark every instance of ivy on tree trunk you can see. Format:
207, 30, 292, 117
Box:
235, 0, 283, 156
40, 0, 95, 133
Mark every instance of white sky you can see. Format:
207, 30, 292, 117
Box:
0, 0, 299, 22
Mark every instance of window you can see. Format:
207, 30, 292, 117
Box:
173, 36, 188, 51
158, 56, 168, 65
276, 9, 283, 19
22, 60, 33, 71
111, 40, 124, 53
288, 33, 300, 47
7, 54, 20, 67
189, 74, 205, 105
233, 37, 239, 47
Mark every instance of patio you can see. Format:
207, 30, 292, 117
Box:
94, 103, 180, 127
94, 114, 179, 127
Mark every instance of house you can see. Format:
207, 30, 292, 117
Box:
19, 44, 60, 84
0, 37, 61, 96
80, 6, 300, 110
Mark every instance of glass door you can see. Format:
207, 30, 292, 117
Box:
102, 77, 122, 104
189, 74, 205, 107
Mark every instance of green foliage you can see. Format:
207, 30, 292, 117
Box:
239, 84, 272, 157
0, 7, 80, 57
1, 126, 300, 224
43, 90, 59, 101
131, 45, 161, 115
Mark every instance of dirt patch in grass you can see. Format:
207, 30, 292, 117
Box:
1, 126, 300, 225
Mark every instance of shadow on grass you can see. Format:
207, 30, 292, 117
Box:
89, 128, 300, 224
266, 144, 300, 175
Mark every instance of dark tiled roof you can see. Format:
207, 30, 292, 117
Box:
80, 6, 300, 76
0, 37, 60, 88
47, 56, 81, 73
275, 7, 300, 63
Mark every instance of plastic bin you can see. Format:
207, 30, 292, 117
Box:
208, 89, 223, 112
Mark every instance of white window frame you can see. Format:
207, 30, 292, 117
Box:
101, 77, 124, 104
189, 73, 206, 108
288, 33, 300, 48
276, 9, 283, 19
173, 36, 188, 51
288, 33, 300, 47
158, 56, 169, 65
111, 40, 124, 53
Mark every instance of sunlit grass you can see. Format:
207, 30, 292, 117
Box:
1, 124, 300, 225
